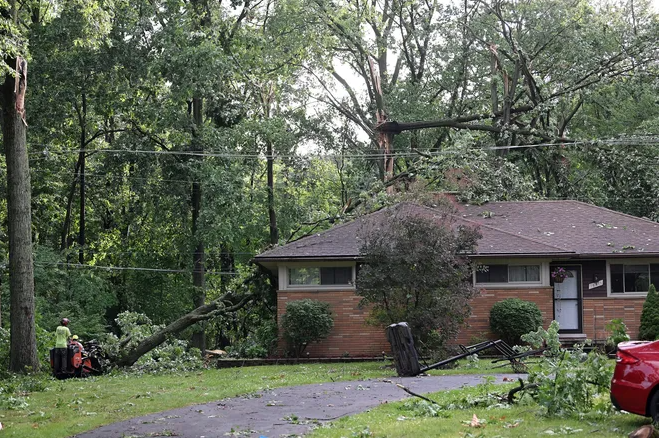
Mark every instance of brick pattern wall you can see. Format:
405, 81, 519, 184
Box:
454, 288, 554, 345
583, 297, 646, 342
276, 289, 647, 357
275, 290, 391, 358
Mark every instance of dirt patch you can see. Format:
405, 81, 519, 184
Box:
71, 373, 521, 438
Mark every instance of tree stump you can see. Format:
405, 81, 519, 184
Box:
386, 322, 420, 377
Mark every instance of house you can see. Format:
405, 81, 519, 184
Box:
254, 201, 659, 357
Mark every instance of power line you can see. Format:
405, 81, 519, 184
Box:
28, 168, 660, 202
33, 261, 241, 275
47, 250, 258, 256
26, 137, 659, 160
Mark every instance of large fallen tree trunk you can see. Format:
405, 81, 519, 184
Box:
114, 292, 255, 368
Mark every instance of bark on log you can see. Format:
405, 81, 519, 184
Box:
386, 322, 420, 377
115, 293, 254, 368
3, 54, 39, 373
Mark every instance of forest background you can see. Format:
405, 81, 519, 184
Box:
0, 0, 657, 371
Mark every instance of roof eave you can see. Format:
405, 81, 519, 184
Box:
573, 252, 659, 258
253, 255, 363, 263
469, 252, 574, 258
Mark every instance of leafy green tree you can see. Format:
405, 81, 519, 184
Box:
281, 299, 333, 358
1, 0, 38, 372
300, 0, 658, 198
356, 204, 481, 350
419, 144, 538, 204
639, 285, 659, 341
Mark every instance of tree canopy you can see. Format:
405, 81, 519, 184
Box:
0, 0, 656, 370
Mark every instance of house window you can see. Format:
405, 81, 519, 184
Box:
509, 265, 540, 282
288, 267, 353, 286
476, 264, 540, 283
610, 263, 659, 294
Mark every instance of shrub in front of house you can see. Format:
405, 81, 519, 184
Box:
638, 284, 659, 341
281, 299, 334, 357
489, 298, 543, 346
605, 318, 630, 349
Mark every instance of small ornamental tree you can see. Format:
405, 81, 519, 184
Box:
281, 299, 333, 357
356, 203, 481, 351
639, 284, 659, 341
490, 298, 543, 346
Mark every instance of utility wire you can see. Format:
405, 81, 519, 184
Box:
26, 137, 659, 160
32, 261, 241, 275
26, 167, 660, 202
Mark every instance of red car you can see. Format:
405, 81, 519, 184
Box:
610, 340, 659, 424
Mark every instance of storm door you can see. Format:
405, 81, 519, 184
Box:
553, 268, 582, 332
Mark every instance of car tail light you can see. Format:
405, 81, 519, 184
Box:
616, 349, 640, 365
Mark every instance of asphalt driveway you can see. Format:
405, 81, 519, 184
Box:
71, 373, 521, 438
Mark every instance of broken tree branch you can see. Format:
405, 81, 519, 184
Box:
114, 292, 255, 368
396, 383, 441, 405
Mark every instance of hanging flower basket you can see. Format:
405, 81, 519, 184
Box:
551, 267, 573, 283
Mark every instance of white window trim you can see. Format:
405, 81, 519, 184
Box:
474, 260, 550, 289
606, 258, 658, 298
278, 262, 357, 291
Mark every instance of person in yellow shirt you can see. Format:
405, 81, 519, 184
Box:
54, 318, 71, 374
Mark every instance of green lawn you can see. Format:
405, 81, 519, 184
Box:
0, 361, 395, 438
0, 359, 643, 438
308, 383, 651, 438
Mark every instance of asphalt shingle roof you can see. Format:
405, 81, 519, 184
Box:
458, 200, 658, 256
254, 201, 658, 261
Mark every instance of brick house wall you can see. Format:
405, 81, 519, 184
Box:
275, 290, 390, 358
454, 287, 554, 345
274, 288, 648, 357
583, 297, 646, 342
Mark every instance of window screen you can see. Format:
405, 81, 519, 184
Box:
320, 267, 352, 284
477, 264, 540, 283
288, 268, 320, 285
476, 265, 508, 283
611, 263, 659, 293
289, 267, 353, 286
509, 265, 540, 282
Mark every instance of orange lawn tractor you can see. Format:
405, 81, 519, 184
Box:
50, 339, 106, 379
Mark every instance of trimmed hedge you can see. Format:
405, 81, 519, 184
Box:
639, 284, 659, 341
489, 298, 543, 346
281, 299, 333, 357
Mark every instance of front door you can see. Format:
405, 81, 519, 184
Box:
553, 269, 582, 332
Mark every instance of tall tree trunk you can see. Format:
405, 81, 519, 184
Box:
77, 93, 86, 264
190, 96, 206, 353
266, 139, 278, 244
3, 55, 39, 372
368, 59, 393, 192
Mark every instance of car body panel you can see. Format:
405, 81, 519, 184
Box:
610, 340, 659, 417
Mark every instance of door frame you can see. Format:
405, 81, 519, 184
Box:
551, 264, 583, 334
